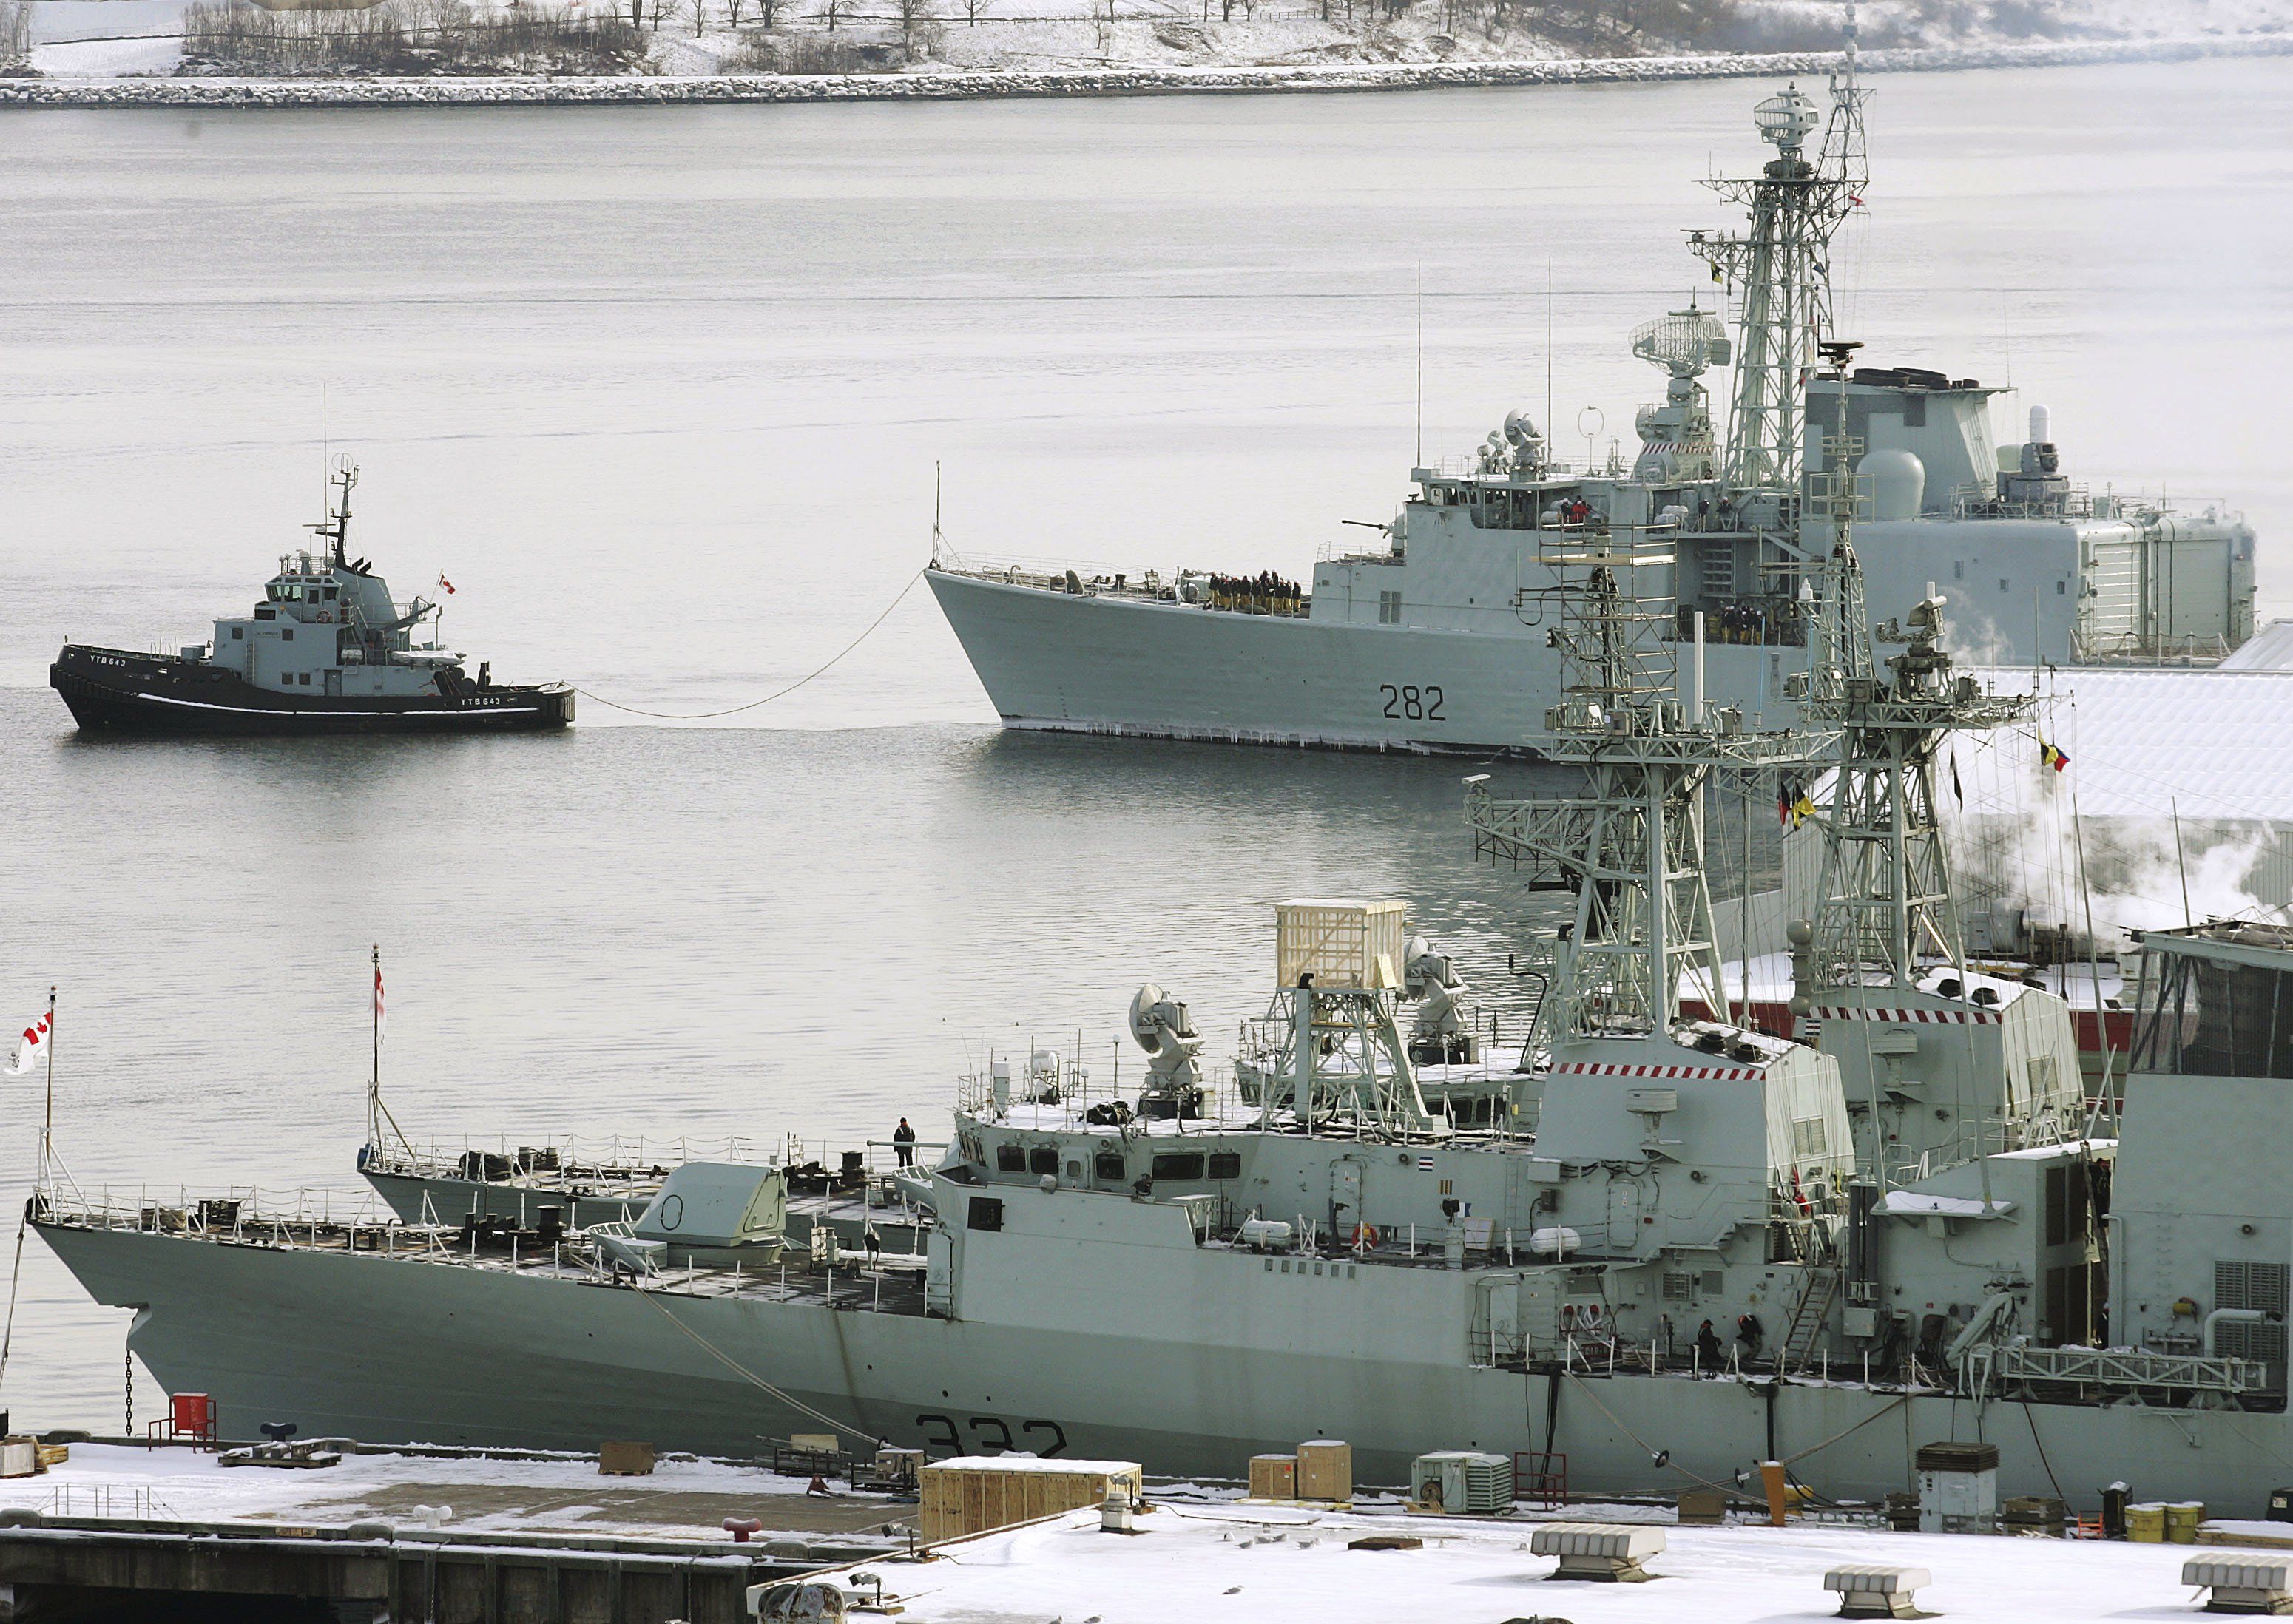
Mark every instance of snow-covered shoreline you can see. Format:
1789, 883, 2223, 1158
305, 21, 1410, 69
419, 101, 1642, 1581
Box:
4, 32, 2289, 106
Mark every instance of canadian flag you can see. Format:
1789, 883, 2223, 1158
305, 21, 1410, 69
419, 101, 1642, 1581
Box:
436, 574, 456, 596
374, 960, 386, 1047
7, 1008, 50, 1077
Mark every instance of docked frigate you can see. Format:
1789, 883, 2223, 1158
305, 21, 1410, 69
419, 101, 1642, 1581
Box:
928, 51, 2256, 755
32, 353, 2292, 1507
50, 461, 573, 735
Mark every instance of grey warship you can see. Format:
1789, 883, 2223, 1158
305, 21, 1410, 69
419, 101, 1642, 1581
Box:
32, 376, 2293, 1508
928, 47, 2256, 755
50, 462, 573, 736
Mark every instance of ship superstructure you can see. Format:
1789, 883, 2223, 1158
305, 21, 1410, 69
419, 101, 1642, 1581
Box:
928, 60, 2255, 756
50, 463, 573, 735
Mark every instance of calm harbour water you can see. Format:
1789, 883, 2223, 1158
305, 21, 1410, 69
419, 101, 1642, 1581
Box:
1, 60, 2288, 1425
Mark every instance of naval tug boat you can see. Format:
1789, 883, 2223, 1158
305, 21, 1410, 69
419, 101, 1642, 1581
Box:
50, 462, 573, 737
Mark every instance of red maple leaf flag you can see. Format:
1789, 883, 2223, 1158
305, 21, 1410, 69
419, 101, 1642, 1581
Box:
436, 574, 456, 596
7, 1009, 51, 1077
374, 961, 386, 1047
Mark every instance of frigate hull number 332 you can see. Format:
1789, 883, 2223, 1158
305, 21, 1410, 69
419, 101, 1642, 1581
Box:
915, 1412, 1068, 1455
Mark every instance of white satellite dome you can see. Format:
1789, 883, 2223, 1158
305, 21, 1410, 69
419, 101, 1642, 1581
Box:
1858, 447, 1925, 522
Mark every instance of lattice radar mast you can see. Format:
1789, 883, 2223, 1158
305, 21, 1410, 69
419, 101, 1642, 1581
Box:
1689, 2, 1871, 495
1786, 340, 2032, 1005
1468, 524, 1828, 1043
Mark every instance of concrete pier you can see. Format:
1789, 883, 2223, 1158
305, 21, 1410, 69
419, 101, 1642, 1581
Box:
0, 1514, 823, 1622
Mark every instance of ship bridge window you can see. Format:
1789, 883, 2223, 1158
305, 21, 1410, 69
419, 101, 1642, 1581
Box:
323, 585, 340, 600
1151, 1152, 1205, 1181
2131, 946, 2293, 1080
1027, 1146, 1058, 1177
993, 1143, 1026, 1174
1094, 1151, 1125, 1182
1207, 1151, 1242, 1180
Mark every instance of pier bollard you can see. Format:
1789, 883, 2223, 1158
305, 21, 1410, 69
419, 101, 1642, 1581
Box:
1760, 1461, 1790, 1526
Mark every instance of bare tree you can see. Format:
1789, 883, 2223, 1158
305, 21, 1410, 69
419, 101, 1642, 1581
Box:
821, 0, 842, 30
959, 0, 987, 23
896, 0, 933, 44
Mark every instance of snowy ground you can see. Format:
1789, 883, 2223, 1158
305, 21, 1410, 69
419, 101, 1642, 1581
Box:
815, 1498, 2293, 1624
10, 1446, 2293, 1618
0, 1441, 912, 1545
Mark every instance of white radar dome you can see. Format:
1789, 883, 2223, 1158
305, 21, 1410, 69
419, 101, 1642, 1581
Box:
1858, 447, 1925, 522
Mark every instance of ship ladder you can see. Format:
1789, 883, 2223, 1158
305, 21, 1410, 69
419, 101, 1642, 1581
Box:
1780, 1265, 1841, 1376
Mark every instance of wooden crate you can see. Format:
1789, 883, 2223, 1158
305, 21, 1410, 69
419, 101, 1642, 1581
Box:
919, 1457, 1144, 1543
1248, 1455, 1297, 1500
1274, 900, 1406, 990
597, 1441, 656, 1477
1297, 1439, 1352, 1503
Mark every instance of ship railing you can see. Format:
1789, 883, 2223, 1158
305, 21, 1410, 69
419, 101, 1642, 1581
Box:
362, 1132, 791, 1183
1884, 1112, 2078, 1187
955, 1045, 1230, 1131
933, 549, 1173, 599
2069, 627, 2232, 666
1965, 1342, 2272, 1402
41, 1182, 402, 1239
1949, 482, 2098, 521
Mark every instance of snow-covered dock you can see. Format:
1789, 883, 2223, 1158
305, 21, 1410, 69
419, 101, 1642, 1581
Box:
4, 1442, 2293, 1620
797, 1497, 2293, 1624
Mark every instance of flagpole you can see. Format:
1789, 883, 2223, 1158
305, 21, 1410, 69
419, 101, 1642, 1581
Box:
370, 945, 382, 1154
368, 948, 413, 1165
1, 987, 56, 1395
41, 986, 55, 1193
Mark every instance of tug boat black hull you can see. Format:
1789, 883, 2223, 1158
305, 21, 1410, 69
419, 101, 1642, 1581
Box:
52, 646, 575, 737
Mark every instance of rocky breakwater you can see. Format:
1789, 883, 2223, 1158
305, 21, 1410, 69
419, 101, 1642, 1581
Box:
3, 35, 2287, 107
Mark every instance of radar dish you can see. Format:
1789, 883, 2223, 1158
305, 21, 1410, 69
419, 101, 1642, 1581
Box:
1631, 308, 1729, 377
1755, 84, 1819, 152
1129, 983, 1166, 1051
